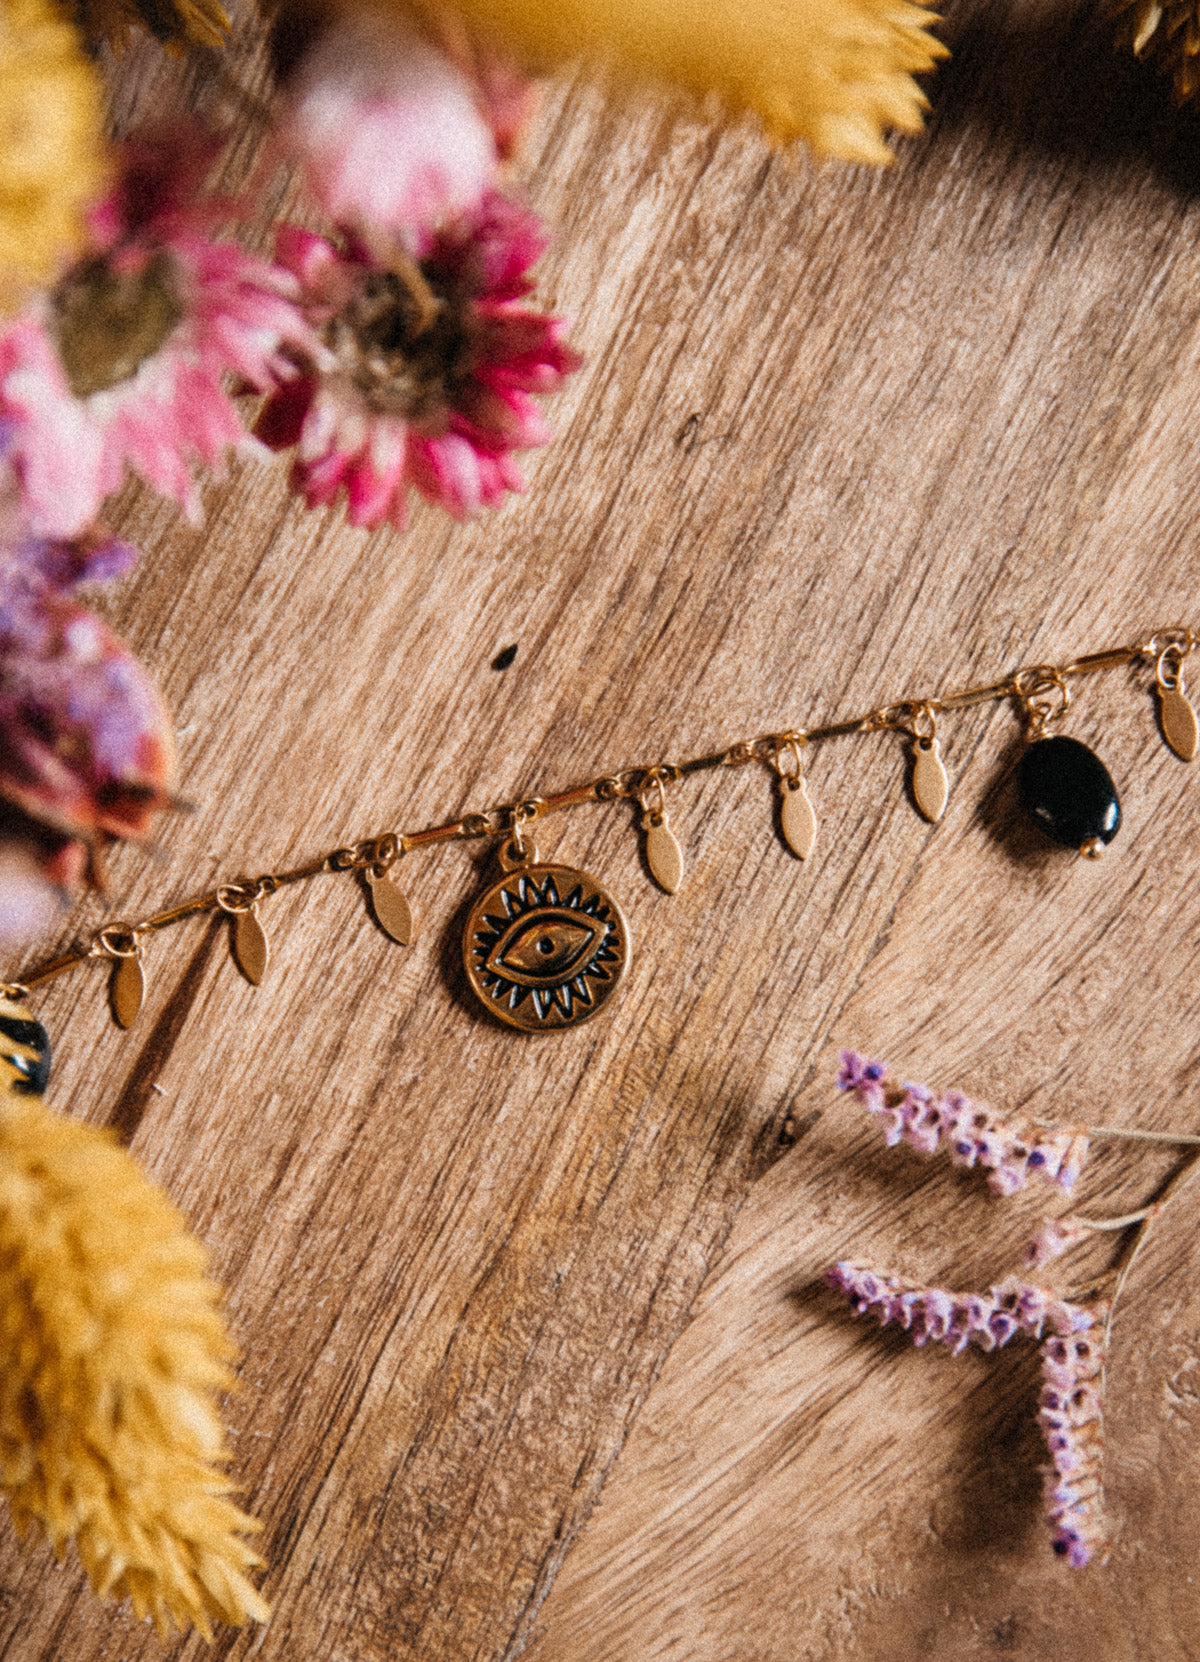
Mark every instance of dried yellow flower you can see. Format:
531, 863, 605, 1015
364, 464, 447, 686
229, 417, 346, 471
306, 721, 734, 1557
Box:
74, 0, 230, 53
406, 0, 949, 163
1109, 0, 1200, 101
0, 0, 108, 313
0, 1075, 269, 1638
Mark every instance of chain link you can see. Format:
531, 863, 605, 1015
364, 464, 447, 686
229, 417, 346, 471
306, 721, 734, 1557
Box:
11, 625, 1192, 992
1136, 626, 1197, 660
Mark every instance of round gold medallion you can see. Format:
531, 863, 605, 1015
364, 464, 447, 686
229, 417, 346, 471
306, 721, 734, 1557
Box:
463, 857, 630, 1032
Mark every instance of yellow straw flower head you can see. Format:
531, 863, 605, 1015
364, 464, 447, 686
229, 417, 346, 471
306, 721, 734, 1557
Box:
74, 0, 230, 55
0, 1037, 269, 1638
1109, 0, 1200, 102
405, 0, 949, 163
0, 0, 107, 312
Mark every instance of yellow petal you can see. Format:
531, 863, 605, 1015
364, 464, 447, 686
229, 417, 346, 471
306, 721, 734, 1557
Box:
0, 0, 108, 312
0, 1086, 269, 1637
407, 0, 947, 161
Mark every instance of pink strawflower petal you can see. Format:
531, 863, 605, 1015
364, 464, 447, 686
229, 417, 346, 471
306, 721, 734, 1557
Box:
0, 124, 322, 538
257, 190, 581, 529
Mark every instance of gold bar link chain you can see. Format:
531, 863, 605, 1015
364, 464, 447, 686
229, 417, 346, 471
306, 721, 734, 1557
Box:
11, 625, 1193, 992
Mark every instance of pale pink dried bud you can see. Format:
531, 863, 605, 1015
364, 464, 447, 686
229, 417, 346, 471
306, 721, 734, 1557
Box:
1056, 1133, 1091, 1190
1024, 1216, 1086, 1270
0, 838, 66, 942
276, 4, 498, 245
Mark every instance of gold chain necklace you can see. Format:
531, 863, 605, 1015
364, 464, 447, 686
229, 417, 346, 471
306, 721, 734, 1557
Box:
1, 624, 1195, 1042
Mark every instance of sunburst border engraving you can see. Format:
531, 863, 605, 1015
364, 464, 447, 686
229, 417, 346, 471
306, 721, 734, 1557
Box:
463, 864, 630, 1031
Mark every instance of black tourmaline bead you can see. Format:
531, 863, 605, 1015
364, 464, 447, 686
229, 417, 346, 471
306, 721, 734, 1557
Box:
1016, 735, 1121, 853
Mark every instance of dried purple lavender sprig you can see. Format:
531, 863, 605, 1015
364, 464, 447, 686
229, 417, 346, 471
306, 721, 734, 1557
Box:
837, 1051, 1090, 1195
1039, 1321, 1108, 1567
826, 1258, 1105, 1564
828, 1068, 1200, 1573
824, 1260, 1092, 1355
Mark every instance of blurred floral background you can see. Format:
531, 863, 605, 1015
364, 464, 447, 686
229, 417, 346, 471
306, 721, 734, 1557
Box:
0, 0, 1188, 942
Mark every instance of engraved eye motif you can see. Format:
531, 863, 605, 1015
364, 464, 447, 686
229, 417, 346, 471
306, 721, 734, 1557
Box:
488, 911, 601, 984
464, 866, 630, 1030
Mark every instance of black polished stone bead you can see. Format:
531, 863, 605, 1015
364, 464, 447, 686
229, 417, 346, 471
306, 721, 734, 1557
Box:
0, 1005, 50, 1095
1016, 735, 1121, 853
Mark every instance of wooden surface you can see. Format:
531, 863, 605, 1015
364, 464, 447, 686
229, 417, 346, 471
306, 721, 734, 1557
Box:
4, 3, 1200, 1657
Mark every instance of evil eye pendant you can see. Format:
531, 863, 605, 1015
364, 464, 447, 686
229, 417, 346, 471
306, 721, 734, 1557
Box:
463, 834, 630, 1032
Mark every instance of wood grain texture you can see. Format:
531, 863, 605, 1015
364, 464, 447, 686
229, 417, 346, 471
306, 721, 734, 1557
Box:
3, 1, 1200, 1657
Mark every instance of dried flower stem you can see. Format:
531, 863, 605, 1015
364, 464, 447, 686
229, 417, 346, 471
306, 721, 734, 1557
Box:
1078, 1125, 1200, 1147
1072, 1205, 1163, 1232
1100, 1147, 1200, 1353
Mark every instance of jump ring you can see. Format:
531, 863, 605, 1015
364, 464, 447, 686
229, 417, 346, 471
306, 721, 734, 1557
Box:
769, 730, 806, 780
216, 883, 258, 914
93, 924, 140, 959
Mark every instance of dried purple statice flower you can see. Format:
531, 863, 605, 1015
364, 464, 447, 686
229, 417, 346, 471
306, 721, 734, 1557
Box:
836, 1051, 1091, 1196
1038, 1317, 1108, 1567
823, 1261, 1087, 1357
828, 1258, 1106, 1566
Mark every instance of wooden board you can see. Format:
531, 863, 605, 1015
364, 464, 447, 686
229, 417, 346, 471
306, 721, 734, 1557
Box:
3, 0, 1200, 1656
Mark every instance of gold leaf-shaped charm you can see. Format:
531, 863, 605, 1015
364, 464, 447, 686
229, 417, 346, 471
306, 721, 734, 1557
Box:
645, 818, 684, 894
367, 869, 415, 945
111, 954, 145, 1030
780, 776, 817, 859
912, 737, 949, 823
1159, 683, 1198, 762
233, 906, 269, 985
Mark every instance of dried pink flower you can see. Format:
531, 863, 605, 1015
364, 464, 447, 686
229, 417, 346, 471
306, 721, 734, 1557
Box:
0, 126, 319, 538
276, 4, 500, 246
0, 527, 174, 934
256, 192, 581, 528
0, 838, 71, 943
1038, 1318, 1107, 1566
837, 1052, 1091, 1195
1024, 1215, 1087, 1270
419, 4, 543, 162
